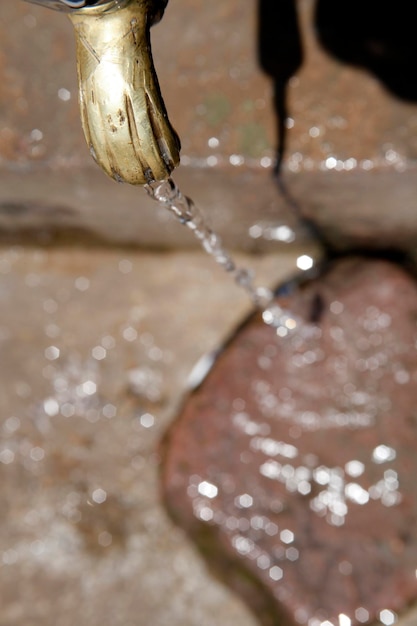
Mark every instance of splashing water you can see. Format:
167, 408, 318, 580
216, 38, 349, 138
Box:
145, 178, 300, 335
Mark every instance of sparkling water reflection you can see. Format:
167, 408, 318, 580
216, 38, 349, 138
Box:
145, 177, 309, 336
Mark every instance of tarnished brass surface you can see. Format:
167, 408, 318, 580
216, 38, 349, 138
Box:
37, 0, 179, 185
67, 0, 180, 184
25, 0, 179, 183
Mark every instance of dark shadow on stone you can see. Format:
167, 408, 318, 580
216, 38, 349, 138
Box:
0, 224, 114, 248
258, 0, 417, 164
0, 201, 75, 218
257, 0, 303, 176
315, 0, 417, 102
257, 1, 417, 257
0, 200, 169, 251
257, 2, 331, 252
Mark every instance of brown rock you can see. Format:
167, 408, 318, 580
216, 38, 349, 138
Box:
162, 257, 417, 626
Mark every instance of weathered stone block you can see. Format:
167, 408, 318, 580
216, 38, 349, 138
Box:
1, 1, 417, 251
163, 257, 417, 626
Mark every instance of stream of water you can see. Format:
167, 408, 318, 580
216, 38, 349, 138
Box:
145, 177, 300, 337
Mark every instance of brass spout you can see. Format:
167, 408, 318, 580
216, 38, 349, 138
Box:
27, 0, 180, 184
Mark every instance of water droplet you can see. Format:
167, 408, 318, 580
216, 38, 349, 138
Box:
98, 531, 112, 547
206, 155, 218, 167
235, 493, 254, 508
58, 88, 71, 101
139, 412, 155, 428
257, 554, 271, 569
45, 323, 61, 339
361, 159, 374, 171
355, 608, 370, 623
394, 370, 410, 385
280, 529, 294, 544
128, 367, 163, 402
314, 466, 331, 485
61, 403, 75, 417
233, 535, 254, 555
338, 561, 353, 575
325, 156, 337, 169
379, 610, 396, 626
269, 565, 283, 581
44, 397, 59, 417
43, 298, 58, 314
345, 483, 369, 505
30, 128, 43, 141
45, 345, 60, 361
4, 416, 20, 433
198, 506, 214, 522
265, 521, 279, 536
75, 276, 90, 291
197, 481, 218, 499
296, 255, 314, 271
77, 380, 97, 397
345, 460, 365, 478
286, 547, 299, 561
208, 137, 219, 148
92, 345, 107, 360
372, 445, 396, 464
249, 221, 296, 243
30, 447, 45, 462
344, 158, 357, 170
260, 156, 272, 168
330, 301, 344, 315
101, 335, 115, 349
122, 326, 138, 342
92, 488, 107, 504
309, 126, 320, 138
229, 154, 244, 166
102, 404, 117, 419
2, 548, 18, 564
0, 449, 15, 464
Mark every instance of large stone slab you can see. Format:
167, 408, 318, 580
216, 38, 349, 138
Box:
0, 246, 299, 626
162, 257, 417, 626
1, 1, 417, 251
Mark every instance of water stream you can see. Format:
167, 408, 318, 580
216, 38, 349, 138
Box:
145, 177, 300, 337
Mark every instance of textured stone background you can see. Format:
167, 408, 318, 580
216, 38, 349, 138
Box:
1, 1, 417, 625
0, 245, 298, 626
1, 0, 417, 252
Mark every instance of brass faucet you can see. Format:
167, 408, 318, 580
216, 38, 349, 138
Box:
25, 0, 180, 184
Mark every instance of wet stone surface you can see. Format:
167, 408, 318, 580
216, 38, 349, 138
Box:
162, 257, 417, 626
0, 246, 300, 626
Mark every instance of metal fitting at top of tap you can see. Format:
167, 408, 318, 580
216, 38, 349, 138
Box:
25, 0, 180, 184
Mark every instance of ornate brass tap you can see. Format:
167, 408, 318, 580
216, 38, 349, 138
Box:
25, 0, 180, 184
